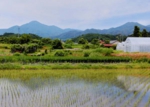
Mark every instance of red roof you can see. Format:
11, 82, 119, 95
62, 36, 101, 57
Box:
103, 44, 113, 47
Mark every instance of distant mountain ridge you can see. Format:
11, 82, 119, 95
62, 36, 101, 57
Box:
0, 21, 150, 40
57, 22, 150, 40
0, 21, 74, 37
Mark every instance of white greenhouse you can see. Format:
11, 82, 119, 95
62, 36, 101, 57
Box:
116, 42, 125, 51
125, 37, 150, 52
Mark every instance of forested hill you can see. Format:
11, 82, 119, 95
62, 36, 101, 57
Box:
72, 33, 127, 42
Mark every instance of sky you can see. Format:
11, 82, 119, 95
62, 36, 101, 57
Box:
0, 0, 150, 30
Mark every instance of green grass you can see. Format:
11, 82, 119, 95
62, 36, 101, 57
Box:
0, 69, 150, 81
0, 62, 150, 70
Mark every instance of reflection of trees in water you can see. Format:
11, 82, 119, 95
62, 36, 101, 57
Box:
117, 76, 150, 92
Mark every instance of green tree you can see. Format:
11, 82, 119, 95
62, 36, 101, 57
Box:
105, 39, 110, 44
142, 29, 148, 37
52, 39, 63, 49
78, 38, 88, 44
65, 39, 73, 45
133, 26, 141, 37
41, 38, 52, 45
91, 38, 99, 45
20, 34, 31, 44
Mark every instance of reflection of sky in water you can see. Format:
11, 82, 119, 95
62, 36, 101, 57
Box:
0, 76, 149, 107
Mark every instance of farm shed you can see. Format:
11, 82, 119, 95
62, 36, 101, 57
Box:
125, 37, 150, 52
116, 42, 125, 51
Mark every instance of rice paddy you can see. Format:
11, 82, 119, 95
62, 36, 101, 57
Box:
0, 69, 150, 107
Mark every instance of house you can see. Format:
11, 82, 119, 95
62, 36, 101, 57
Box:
100, 40, 120, 48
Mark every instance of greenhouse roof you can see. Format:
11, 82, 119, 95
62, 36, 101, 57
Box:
125, 37, 150, 45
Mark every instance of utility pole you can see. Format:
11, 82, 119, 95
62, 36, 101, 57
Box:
18, 27, 20, 38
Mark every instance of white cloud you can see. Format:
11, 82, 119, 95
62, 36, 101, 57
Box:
0, 0, 150, 29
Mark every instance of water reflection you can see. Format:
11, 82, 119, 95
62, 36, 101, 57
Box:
0, 75, 149, 107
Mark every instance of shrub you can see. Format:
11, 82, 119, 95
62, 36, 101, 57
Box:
45, 49, 48, 54
13, 52, 21, 56
64, 44, 72, 49
24, 44, 38, 53
52, 39, 63, 49
95, 48, 113, 56
11, 44, 25, 53
54, 51, 65, 56
102, 48, 113, 56
84, 52, 90, 57
82, 44, 90, 49
64, 50, 72, 55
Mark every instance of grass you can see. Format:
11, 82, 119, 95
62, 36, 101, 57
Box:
0, 62, 150, 70
0, 68, 150, 81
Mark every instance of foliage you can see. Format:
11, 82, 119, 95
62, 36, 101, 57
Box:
95, 48, 113, 56
11, 44, 25, 53
133, 26, 141, 37
91, 38, 99, 45
64, 44, 72, 49
65, 39, 73, 45
142, 29, 148, 37
72, 33, 124, 42
104, 39, 110, 44
52, 39, 63, 49
82, 44, 90, 49
24, 44, 38, 53
41, 38, 52, 45
11, 44, 38, 53
54, 51, 66, 56
84, 52, 90, 57
13, 52, 21, 56
0, 33, 41, 44
78, 38, 88, 44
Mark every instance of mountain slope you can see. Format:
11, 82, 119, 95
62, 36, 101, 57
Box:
56, 22, 150, 40
0, 21, 150, 39
0, 21, 74, 37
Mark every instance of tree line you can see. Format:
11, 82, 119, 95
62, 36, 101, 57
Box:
132, 26, 150, 37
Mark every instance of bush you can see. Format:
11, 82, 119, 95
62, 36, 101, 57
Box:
11, 44, 25, 53
54, 51, 66, 56
52, 39, 63, 49
64, 44, 72, 49
95, 48, 113, 56
24, 44, 38, 53
13, 52, 21, 56
45, 49, 48, 54
82, 44, 90, 49
84, 52, 90, 57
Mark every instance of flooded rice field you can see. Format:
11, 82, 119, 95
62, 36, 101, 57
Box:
0, 70, 150, 107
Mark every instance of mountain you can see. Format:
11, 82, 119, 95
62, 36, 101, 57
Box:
56, 22, 150, 40
0, 21, 150, 40
0, 21, 74, 37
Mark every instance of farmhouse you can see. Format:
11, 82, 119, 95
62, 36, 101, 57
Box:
117, 37, 150, 52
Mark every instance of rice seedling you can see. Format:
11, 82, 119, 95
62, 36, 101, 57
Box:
0, 69, 150, 107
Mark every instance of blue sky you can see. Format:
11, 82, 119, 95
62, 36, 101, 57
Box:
0, 0, 150, 30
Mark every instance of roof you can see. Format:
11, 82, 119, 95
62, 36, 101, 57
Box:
126, 37, 150, 45
103, 44, 113, 47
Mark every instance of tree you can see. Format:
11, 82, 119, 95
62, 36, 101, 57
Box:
20, 34, 31, 44
41, 38, 52, 45
78, 38, 88, 44
105, 39, 110, 44
52, 39, 63, 49
65, 39, 73, 45
133, 26, 141, 37
142, 29, 148, 37
91, 38, 99, 45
